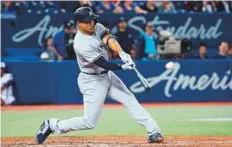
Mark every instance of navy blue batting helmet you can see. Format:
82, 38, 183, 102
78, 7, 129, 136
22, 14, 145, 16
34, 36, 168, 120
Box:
74, 7, 98, 22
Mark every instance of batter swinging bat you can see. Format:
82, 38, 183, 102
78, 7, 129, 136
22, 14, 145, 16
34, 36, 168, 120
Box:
133, 67, 151, 91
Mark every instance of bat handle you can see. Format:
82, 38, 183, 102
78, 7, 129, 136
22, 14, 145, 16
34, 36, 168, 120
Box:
133, 67, 139, 74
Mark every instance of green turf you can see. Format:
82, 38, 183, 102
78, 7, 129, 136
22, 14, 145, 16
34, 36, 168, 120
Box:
1, 106, 232, 137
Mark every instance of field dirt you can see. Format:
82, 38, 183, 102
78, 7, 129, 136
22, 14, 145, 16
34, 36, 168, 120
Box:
2, 136, 232, 147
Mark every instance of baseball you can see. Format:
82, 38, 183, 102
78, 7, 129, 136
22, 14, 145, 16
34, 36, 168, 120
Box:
165, 61, 175, 70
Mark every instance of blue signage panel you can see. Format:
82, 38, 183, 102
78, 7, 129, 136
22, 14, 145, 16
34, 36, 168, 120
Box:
2, 13, 232, 55
3, 59, 232, 104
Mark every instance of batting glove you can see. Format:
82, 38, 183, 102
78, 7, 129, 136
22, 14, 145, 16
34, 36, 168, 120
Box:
121, 62, 135, 70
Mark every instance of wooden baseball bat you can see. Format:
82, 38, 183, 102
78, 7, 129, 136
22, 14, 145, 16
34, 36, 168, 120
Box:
133, 67, 151, 91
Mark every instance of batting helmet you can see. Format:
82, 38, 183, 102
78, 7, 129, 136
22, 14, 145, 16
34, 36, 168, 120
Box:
74, 7, 98, 22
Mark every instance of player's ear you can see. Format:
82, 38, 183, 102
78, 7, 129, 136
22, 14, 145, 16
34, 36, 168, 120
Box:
77, 21, 81, 27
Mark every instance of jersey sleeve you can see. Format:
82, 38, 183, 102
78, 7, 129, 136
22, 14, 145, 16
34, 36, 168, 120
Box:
75, 42, 102, 63
95, 23, 109, 40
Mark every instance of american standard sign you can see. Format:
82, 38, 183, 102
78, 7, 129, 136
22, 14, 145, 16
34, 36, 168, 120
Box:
4, 13, 230, 50
128, 16, 222, 40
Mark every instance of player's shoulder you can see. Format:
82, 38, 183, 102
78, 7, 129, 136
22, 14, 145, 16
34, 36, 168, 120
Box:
95, 23, 108, 31
94, 23, 109, 39
4, 73, 13, 77
95, 23, 105, 28
2, 73, 13, 80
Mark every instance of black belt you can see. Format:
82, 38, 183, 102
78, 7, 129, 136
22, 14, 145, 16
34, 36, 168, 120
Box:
82, 70, 108, 75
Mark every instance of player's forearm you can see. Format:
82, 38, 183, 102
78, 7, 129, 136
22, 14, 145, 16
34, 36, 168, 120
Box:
107, 38, 123, 54
102, 33, 133, 63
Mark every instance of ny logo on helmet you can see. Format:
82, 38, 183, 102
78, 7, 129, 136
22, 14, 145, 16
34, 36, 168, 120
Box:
89, 11, 93, 16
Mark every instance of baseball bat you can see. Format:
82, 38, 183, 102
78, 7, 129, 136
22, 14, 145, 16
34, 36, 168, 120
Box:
133, 67, 151, 91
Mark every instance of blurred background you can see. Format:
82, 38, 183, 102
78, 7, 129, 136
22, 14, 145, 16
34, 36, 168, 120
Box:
1, 0, 232, 105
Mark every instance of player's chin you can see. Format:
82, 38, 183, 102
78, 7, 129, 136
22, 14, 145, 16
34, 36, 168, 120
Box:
88, 29, 95, 34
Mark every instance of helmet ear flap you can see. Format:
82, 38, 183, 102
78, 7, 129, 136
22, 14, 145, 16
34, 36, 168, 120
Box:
94, 19, 97, 25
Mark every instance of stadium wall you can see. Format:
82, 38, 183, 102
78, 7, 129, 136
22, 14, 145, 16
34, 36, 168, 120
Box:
3, 59, 232, 104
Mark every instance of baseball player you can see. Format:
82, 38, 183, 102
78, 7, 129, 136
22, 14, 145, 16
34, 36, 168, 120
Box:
1, 62, 15, 105
36, 7, 164, 144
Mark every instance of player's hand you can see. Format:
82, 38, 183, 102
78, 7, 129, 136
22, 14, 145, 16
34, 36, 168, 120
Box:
119, 51, 133, 64
121, 62, 135, 70
130, 61, 136, 69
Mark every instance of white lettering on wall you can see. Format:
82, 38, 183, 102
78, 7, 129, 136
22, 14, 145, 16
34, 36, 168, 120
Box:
9, 15, 231, 98
130, 63, 232, 97
12, 15, 63, 46
11, 15, 223, 46
128, 16, 222, 40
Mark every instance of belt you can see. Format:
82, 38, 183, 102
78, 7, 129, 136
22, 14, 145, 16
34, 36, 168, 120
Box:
81, 70, 108, 75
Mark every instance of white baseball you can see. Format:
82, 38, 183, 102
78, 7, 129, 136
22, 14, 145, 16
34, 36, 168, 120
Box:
165, 61, 175, 70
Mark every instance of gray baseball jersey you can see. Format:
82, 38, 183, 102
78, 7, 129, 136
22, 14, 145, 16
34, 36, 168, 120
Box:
48, 23, 161, 136
73, 23, 111, 74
